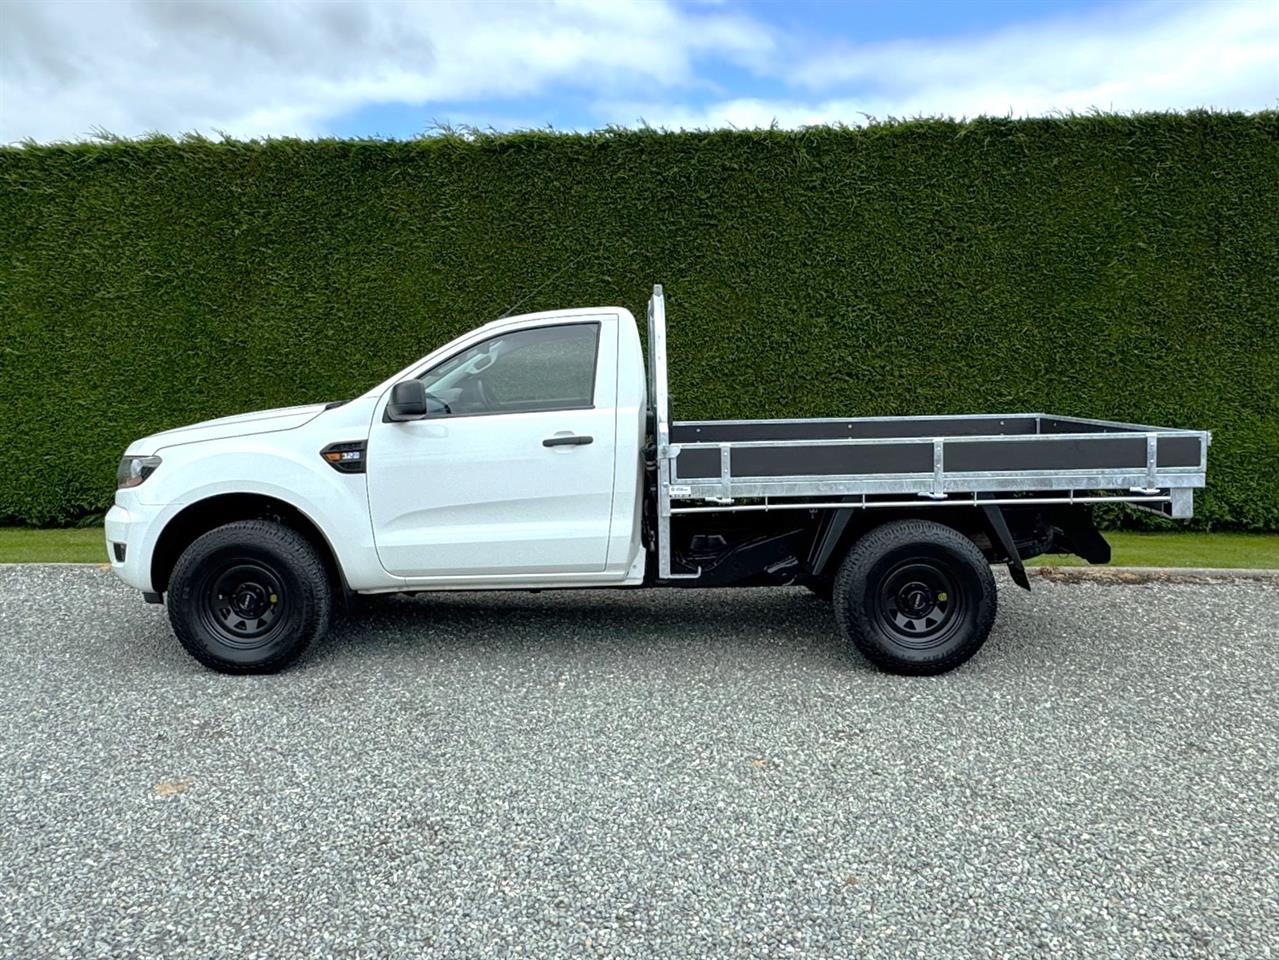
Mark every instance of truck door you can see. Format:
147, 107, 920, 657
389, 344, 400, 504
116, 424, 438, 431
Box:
366, 316, 618, 580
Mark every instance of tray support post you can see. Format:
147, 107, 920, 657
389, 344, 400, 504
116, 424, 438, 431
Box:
717, 444, 732, 503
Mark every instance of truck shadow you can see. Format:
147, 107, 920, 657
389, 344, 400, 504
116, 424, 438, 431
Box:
320, 587, 858, 667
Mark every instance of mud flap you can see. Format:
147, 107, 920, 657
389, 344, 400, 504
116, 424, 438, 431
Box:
1049, 506, 1112, 564
808, 507, 854, 577
981, 505, 1030, 592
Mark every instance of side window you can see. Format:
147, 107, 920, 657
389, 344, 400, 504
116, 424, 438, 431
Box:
419, 323, 600, 417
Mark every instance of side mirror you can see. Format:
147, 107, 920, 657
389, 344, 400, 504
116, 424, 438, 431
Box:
385, 379, 428, 421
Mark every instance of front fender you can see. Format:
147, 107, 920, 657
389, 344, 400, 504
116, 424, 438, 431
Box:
135, 439, 398, 592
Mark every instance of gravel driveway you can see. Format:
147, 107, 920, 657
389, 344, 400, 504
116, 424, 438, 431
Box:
1, 565, 1276, 959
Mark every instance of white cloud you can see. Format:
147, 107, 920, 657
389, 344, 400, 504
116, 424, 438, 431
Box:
0, 0, 1274, 143
0, 0, 773, 142
601, 0, 1279, 129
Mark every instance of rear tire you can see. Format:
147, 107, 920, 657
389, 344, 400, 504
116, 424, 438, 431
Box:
833, 519, 996, 675
167, 520, 332, 674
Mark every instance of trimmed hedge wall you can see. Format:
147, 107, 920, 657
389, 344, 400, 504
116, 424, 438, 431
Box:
2, 114, 1277, 529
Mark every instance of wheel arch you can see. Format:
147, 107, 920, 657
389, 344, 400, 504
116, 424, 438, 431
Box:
150, 493, 347, 596
809, 506, 997, 579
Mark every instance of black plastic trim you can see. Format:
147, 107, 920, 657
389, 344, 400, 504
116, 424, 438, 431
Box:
543, 435, 593, 447
320, 440, 368, 474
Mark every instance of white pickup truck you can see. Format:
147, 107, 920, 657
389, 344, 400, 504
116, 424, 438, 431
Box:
107, 286, 1210, 676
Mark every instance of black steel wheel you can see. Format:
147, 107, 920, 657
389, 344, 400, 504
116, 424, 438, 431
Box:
198, 561, 290, 648
871, 559, 962, 649
834, 519, 996, 675
167, 520, 332, 674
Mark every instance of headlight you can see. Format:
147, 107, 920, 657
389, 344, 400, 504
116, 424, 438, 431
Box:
117, 455, 162, 489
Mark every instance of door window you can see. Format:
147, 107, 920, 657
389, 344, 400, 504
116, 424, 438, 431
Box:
419, 323, 599, 417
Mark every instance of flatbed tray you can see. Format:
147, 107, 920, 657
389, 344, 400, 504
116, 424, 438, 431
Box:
644, 286, 1210, 579
666, 413, 1208, 510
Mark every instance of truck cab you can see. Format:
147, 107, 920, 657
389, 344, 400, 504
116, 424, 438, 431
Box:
107, 305, 650, 598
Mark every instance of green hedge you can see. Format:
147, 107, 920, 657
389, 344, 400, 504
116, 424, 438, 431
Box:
2, 115, 1277, 529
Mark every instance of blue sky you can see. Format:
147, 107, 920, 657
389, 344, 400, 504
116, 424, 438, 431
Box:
325, 1, 1122, 138
2, 0, 1276, 143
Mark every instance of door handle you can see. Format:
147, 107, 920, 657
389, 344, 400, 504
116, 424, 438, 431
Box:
543, 434, 593, 447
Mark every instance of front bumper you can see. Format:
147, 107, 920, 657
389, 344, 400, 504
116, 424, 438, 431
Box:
105, 499, 164, 593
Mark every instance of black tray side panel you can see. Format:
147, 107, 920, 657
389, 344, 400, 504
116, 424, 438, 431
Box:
945, 437, 1147, 472
676, 442, 934, 479
670, 417, 1038, 444
1157, 437, 1203, 468
1039, 417, 1131, 435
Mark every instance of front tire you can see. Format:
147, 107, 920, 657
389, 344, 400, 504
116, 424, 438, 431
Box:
167, 520, 332, 674
833, 519, 996, 675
